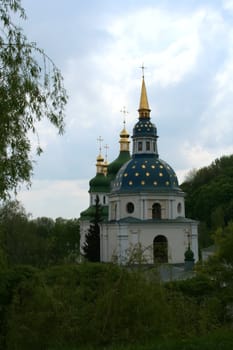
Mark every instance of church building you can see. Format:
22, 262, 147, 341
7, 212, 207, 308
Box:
80, 74, 198, 265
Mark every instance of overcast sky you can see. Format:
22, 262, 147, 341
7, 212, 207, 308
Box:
16, 0, 233, 219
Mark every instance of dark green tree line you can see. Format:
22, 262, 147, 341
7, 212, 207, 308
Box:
181, 154, 233, 249
0, 200, 80, 267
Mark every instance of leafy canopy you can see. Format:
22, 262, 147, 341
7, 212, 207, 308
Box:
181, 154, 233, 249
0, 0, 67, 198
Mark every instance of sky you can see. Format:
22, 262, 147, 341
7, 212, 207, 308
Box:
15, 0, 233, 219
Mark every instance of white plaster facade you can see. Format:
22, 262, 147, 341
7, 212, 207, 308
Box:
108, 192, 185, 221
100, 190, 198, 264
100, 220, 198, 264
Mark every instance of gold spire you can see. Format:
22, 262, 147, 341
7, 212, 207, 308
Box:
138, 65, 151, 119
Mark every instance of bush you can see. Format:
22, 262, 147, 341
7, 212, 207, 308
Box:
2, 264, 230, 349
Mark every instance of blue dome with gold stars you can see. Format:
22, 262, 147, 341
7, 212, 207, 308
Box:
111, 155, 180, 193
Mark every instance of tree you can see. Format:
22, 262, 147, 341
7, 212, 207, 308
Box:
83, 196, 102, 262
181, 154, 233, 249
49, 217, 80, 264
0, 0, 67, 198
0, 200, 50, 267
214, 221, 233, 266
198, 222, 233, 323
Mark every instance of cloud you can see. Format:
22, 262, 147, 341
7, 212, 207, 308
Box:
199, 30, 233, 149
105, 7, 205, 87
16, 1, 233, 218
17, 180, 89, 219
223, 0, 233, 12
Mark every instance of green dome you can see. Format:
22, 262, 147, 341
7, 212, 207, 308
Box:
111, 155, 181, 193
107, 151, 131, 181
80, 205, 108, 220
89, 173, 110, 193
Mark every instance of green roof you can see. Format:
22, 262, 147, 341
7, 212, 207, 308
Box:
80, 205, 108, 220
107, 151, 131, 181
89, 173, 110, 193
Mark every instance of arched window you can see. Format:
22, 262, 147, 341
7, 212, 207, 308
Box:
103, 196, 106, 204
153, 235, 168, 263
138, 141, 142, 151
152, 203, 161, 219
126, 202, 134, 214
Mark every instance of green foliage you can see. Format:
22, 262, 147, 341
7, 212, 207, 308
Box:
49, 217, 80, 264
196, 222, 233, 326
0, 200, 49, 266
0, 200, 80, 267
0, 244, 7, 270
197, 221, 213, 251
0, 264, 38, 349
47, 330, 233, 350
83, 196, 102, 262
3, 264, 167, 348
166, 275, 217, 300
181, 154, 233, 249
0, 0, 67, 198
215, 221, 233, 265
0, 263, 229, 349
204, 222, 233, 286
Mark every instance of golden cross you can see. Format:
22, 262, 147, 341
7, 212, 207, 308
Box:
97, 136, 103, 153
104, 144, 109, 161
120, 106, 129, 127
139, 63, 147, 77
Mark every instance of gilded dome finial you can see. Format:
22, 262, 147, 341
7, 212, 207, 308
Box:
138, 64, 151, 119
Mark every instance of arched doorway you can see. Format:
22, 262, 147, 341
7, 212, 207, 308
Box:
152, 203, 161, 219
153, 235, 168, 263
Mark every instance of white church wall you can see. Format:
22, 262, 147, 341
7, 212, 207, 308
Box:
109, 193, 186, 221
135, 224, 187, 264
190, 222, 199, 261
100, 223, 118, 262
90, 193, 109, 206
100, 221, 198, 265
